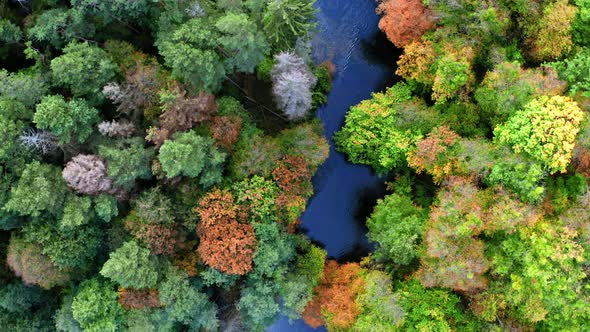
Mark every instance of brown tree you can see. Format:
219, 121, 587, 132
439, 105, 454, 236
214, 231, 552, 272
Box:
118, 288, 161, 310
302, 261, 365, 330
407, 126, 462, 184
148, 91, 218, 147
195, 189, 257, 275
210, 115, 242, 150
6, 236, 71, 289
272, 155, 314, 225
377, 0, 434, 48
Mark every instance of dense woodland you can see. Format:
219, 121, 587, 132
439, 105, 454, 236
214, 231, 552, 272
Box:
0, 0, 590, 331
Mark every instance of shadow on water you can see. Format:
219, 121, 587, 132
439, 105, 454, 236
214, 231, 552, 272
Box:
267, 0, 401, 331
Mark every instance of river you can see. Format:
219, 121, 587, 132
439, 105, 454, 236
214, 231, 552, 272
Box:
267, 0, 399, 330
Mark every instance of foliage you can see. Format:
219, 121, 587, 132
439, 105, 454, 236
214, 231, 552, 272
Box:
100, 240, 160, 288
93, 194, 118, 222
216, 13, 269, 73
158, 267, 219, 330
407, 126, 462, 184
61, 195, 93, 228
4, 161, 68, 217
551, 47, 590, 99
6, 235, 71, 289
196, 189, 258, 275
33, 95, 99, 144
98, 138, 154, 189
353, 271, 404, 331
334, 83, 417, 173
367, 193, 426, 265
494, 95, 585, 174
27, 8, 94, 49
72, 278, 126, 332
377, 0, 433, 48
527, 0, 577, 62
486, 160, 546, 204
302, 261, 365, 330
50, 42, 116, 102
0, 70, 48, 108
262, 0, 316, 51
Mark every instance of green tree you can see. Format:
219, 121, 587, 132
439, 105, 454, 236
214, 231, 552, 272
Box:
100, 240, 159, 288
61, 195, 94, 229
4, 161, 68, 217
33, 95, 99, 144
98, 138, 154, 189
262, 0, 316, 51
71, 0, 159, 23
157, 18, 226, 92
238, 282, 280, 332
72, 278, 125, 332
22, 217, 102, 270
27, 8, 95, 49
279, 243, 326, 320
494, 95, 585, 174
334, 83, 418, 173
486, 160, 546, 204
550, 47, 590, 99
366, 193, 427, 265
159, 266, 219, 331
0, 19, 22, 44
0, 70, 48, 108
353, 271, 404, 331
216, 13, 269, 73
50, 42, 116, 102
93, 194, 118, 222
158, 131, 226, 186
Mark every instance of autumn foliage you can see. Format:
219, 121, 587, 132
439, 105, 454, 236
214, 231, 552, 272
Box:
195, 189, 257, 275
377, 0, 434, 48
272, 155, 313, 225
210, 115, 242, 149
407, 126, 462, 184
302, 260, 365, 330
118, 288, 161, 310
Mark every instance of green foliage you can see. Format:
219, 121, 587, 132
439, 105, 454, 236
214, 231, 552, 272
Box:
551, 47, 590, 99
158, 130, 226, 186
353, 271, 404, 331
55, 294, 82, 332
0, 70, 48, 108
0, 19, 22, 44
93, 194, 118, 222
157, 18, 226, 92
257, 56, 275, 81
367, 193, 427, 265
71, 0, 160, 23
200, 267, 240, 289
158, 267, 219, 330
98, 138, 154, 189
494, 95, 585, 174
132, 187, 175, 224
33, 95, 99, 144
22, 217, 102, 270
238, 282, 280, 332
100, 240, 159, 288
487, 221, 589, 329
0, 282, 44, 313
250, 222, 297, 280
72, 278, 126, 332
311, 63, 332, 108
61, 195, 94, 229
27, 8, 94, 49
545, 174, 587, 215
486, 161, 546, 204
4, 161, 67, 217
279, 244, 326, 320
396, 278, 481, 331
232, 176, 279, 224
216, 13, 269, 73
334, 83, 418, 173
50, 42, 116, 102
572, 0, 590, 46
262, 0, 316, 51
432, 55, 471, 104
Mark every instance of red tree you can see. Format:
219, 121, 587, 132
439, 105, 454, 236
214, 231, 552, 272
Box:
272, 155, 314, 225
195, 189, 257, 275
377, 0, 434, 48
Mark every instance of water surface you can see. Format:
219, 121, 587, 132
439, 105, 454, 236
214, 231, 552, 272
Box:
267, 0, 399, 330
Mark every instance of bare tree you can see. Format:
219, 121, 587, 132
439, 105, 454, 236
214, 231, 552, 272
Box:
63, 154, 113, 195
19, 129, 59, 155
271, 52, 317, 120
98, 120, 136, 138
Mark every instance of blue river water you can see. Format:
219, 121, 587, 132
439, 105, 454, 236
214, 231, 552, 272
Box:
267, 0, 400, 330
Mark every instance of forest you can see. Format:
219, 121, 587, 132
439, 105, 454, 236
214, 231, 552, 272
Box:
0, 0, 590, 331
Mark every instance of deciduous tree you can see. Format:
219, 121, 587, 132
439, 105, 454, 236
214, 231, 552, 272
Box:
377, 0, 434, 48
100, 240, 160, 289
63, 155, 113, 195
